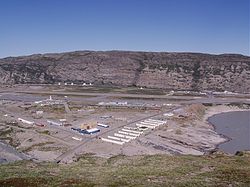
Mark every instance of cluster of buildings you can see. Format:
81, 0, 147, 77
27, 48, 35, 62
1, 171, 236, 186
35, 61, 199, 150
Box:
101, 119, 166, 145
34, 96, 63, 106
70, 121, 109, 136
58, 82, 93, 86
98, 101, 128, 106
71, 127, 100, 135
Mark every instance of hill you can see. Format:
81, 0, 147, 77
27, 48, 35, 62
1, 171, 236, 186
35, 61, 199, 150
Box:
0, 153, 250, 186
0, 51, 250, 92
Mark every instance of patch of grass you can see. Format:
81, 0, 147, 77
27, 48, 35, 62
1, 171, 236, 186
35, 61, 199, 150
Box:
0, 153, 250, 186
125, 88, 166, 95
68, 106, 82, 111
175, 129, 183, 135
0, 127, 20, 147
39, 130, 50, 135
36, 105, 66, 114
0, 127, 13, 137
116, 96, 190, 102
66, 87, 116, 93
0, 177, 50, 187
181, 123, 189, 128
20, 141, 54, 153
38, 146, 63, 152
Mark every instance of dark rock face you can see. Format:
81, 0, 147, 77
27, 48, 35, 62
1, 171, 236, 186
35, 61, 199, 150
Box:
0, 51, 249, 92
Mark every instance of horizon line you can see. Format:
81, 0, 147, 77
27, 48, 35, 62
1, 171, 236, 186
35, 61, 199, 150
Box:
1, 49, 249, 59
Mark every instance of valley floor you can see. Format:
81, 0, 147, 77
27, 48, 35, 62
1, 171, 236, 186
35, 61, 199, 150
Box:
0, 85, 250, 186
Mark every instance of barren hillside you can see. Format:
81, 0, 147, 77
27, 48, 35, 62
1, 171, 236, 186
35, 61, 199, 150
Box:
0, 51, 250, 92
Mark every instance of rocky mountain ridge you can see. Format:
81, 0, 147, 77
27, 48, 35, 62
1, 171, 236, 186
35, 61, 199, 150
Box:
0, 51, 250, 92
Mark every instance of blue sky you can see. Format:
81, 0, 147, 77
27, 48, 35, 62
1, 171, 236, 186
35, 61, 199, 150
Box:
0, 0, 249, 57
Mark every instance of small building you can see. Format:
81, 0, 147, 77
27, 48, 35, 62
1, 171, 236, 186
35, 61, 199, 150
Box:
86, 128, 100, 134
72, 137, 82, 141
79, 121, 100, 134
35, 123, 45, 127
47, 120, 62, 126
59, 119, 67, 122
163, 112, 174, 117
100, 115, 112, 119
18, 118, 34, 125
97, 123, 109, 128
36, 111, 44, 115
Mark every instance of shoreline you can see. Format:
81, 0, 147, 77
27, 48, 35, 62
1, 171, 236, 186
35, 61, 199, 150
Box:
203, 105, 249, 154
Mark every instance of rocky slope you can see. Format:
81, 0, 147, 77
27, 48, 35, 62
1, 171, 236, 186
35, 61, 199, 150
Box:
0, 51, 249, 92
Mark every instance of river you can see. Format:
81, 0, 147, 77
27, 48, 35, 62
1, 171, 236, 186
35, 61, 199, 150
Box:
208, 111, 250, 154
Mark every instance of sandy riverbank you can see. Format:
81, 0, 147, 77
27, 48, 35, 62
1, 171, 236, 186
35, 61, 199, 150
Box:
203, 105, 247, 123
203, 105, 249, 153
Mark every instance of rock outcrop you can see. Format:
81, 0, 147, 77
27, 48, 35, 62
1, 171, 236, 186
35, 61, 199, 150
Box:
0, 51, 250, 92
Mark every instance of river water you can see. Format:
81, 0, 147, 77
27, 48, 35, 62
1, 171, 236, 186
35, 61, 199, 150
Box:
208, 111, 250, 154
